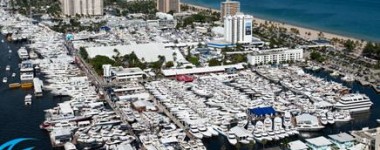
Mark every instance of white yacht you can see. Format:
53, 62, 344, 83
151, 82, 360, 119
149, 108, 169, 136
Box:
283, 111, 293, 129
17, 47, 29, 60
335, 93, 373, 112
12, 73, 16, 77
227, 132, 237, 145
25, 94, 32, 105
198, 125, 211, 138
5, 65, 10, 71
295, 114, 324, 131
320, 113, 328, 125
2, 77, 7, 83
189, 125, 203, 139
327, 112, 335, 124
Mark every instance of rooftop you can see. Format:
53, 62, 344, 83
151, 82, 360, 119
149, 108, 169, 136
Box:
328, 132, 355, 143
161, 64, 244, 76
305, 136, 333, 147
111, 67, 145, 76
86, 43, 175, 62
249, 48, 303, 56
288, 140, 308, 150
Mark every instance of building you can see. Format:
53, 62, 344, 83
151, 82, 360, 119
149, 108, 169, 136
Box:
157, 0, 180, 13
328, 133, 355, 149
60, 0, 103, 16
110, 67, 146, 82
351, 127, 380, 150
221, 0, 240, 19
161, 63, 244, 77
102, 64, 111, 77
85, 43, 177, 63
288, 140, 309, 150
305, 136, 333, 150
224, 13, 253, 44
247, 48, 304, 65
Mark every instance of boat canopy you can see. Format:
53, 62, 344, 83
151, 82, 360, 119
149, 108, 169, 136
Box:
248, 106, 276, 117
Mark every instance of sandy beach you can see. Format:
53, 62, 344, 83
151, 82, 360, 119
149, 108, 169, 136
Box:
182, 3, 364, 45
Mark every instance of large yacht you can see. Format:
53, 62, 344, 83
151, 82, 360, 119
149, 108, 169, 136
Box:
17, 47, 29, 60
334, 93, 373, 113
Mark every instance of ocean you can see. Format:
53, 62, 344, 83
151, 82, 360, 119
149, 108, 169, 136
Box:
182, 0, 380, 42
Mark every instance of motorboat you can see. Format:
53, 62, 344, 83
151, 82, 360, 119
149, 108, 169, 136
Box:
189, 125, 203, 139
11, 73, 16, 77
207, 126, 218, 136
25, 94, 32, 105
320, 113, 328, 125
330, 71, 339, 77
335, 93, 373, 113
17, 47, 29, 60
2, 77, 7, 83
198, 125, 212, 138
227, 132, 237, 145
5, 65, 10, 71
295, 114, 324, 131
327, 112, 335, 124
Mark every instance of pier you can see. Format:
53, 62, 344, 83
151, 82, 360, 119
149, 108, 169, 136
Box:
152, 96, 196, 140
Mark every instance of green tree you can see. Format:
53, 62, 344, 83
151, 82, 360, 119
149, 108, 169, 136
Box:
208, 58, 221, 66
79, 47, 89, 60
187, 56, 200, 66
165, 61, 174, 68
310, 51, 325, 62
343, 39, 356, 52
90, 55, 116, 75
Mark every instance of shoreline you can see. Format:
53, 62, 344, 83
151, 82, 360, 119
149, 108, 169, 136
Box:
181, 2, 366, 45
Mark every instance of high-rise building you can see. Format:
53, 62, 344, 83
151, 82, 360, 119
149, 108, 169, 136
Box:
157, 0, 180, 13
60, 0, 103, 16
221, 0, 240, 19
224, 13, 253, 44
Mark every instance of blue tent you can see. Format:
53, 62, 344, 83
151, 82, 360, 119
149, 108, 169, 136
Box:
248, 106, 276, 117
100, 26, 111, 31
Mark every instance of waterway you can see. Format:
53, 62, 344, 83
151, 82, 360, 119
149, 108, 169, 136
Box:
0, 35, 57, 149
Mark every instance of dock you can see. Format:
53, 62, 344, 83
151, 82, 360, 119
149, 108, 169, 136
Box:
33, 78, 43, 97
153, 97, 195, 140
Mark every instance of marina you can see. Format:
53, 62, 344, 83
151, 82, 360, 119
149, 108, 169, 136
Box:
0, 4, 379, 150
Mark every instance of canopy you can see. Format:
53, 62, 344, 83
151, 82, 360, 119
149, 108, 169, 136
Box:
248, 106, 276, 116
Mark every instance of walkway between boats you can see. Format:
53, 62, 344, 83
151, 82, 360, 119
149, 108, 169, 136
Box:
152, 97, 196, 140
65, 41, 138, 139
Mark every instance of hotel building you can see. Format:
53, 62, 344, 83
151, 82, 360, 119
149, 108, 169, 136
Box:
157, 0, 180, 13
221, 0, 240, 19
60, 0, 103, 16
224, 13, 253, 44
247, 48, 304, 65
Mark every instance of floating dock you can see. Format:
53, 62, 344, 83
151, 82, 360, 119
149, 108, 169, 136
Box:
9, 83, 21, 89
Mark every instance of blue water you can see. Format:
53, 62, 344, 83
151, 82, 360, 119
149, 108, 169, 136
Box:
0, 36, 58, 149
182, 0, 380, 42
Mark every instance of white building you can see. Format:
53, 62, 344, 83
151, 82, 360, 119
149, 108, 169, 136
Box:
102, 64, 111, 77
60, 0, 103, 16
110, 67, 146, 82
224, 13, 253, 44
247, 48, 304, 65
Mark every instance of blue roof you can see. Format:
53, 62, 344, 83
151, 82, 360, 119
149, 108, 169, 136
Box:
248, 107, 276, 116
